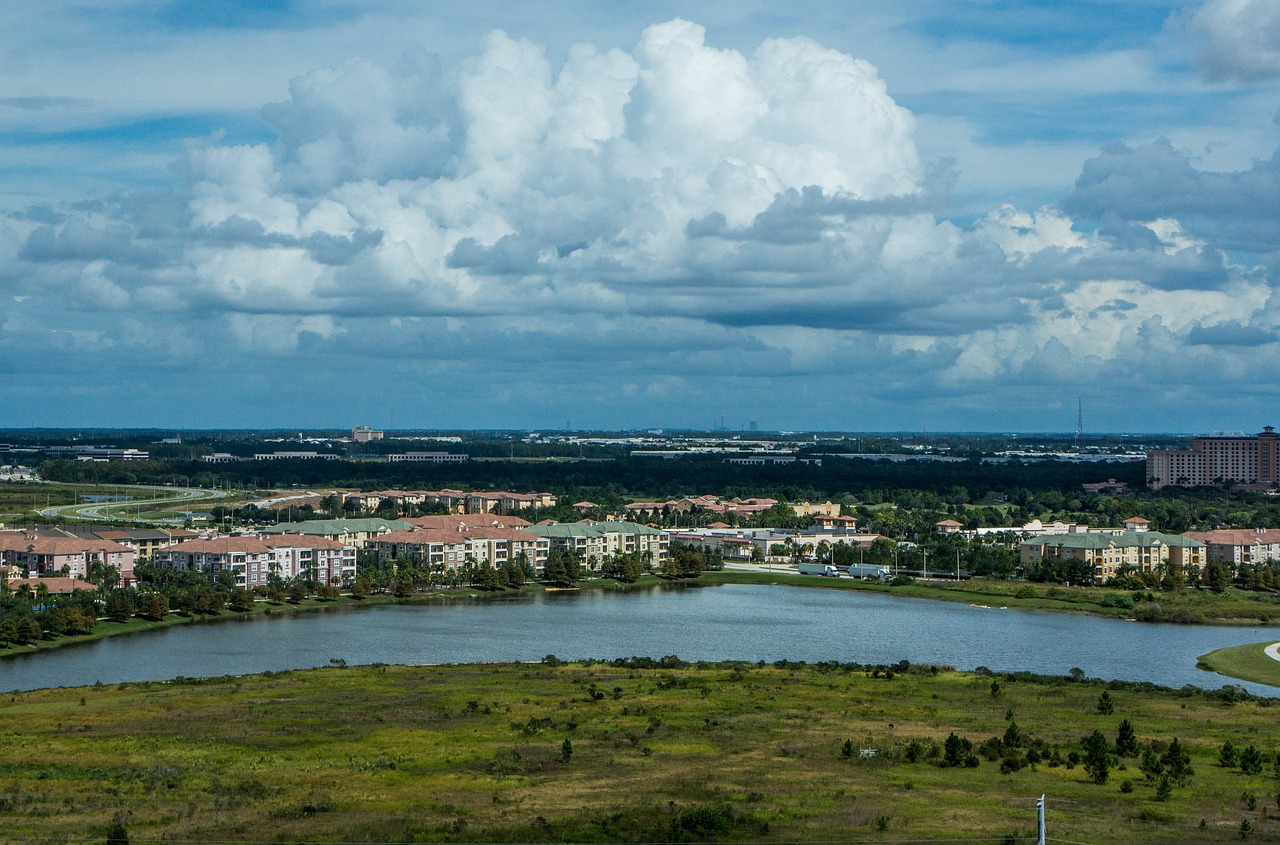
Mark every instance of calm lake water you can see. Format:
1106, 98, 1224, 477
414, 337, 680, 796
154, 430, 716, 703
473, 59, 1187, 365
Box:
3, 584, 1278, 694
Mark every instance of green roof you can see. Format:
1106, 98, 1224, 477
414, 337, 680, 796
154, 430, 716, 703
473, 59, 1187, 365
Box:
523, 520, 664, 539
1020, 531, 1203, 550
262, 518, 413, 535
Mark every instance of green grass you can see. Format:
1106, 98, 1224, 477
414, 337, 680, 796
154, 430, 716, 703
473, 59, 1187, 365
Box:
702, 571, 1280, 624
1199, 641, 1280, 686
0, 660, 1277, 843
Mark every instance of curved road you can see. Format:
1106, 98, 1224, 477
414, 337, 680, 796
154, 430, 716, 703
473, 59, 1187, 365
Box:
38, 484, 228, 525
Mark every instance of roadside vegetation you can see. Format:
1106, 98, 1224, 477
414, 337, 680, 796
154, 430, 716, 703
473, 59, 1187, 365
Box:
1, 659, 1277, 843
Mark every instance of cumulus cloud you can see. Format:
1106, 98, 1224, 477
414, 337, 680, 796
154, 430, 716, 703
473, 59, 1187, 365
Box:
1190, 0, 1280, 82
5, 17, 1280, 428
1064, 139, 1280, 256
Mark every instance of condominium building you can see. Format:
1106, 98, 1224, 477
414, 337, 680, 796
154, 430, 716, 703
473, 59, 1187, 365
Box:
1019, 531, 1204, 584
370, 526, 549, 572
261, 518, 413, 549
154, 534, 356, 588
1181, 529, 1280, 567
522, 521, 669, 568
0, 532, 135, 580
1147, 427, 1280, 489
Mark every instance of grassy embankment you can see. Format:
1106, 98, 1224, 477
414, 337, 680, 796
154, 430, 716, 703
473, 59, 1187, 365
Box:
1, 660, 1278, 843
702, 570, 1280, 624
1199, 641, 1280, 687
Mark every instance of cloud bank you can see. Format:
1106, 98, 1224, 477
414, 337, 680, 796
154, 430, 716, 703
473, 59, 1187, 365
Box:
2, 15, 1279, 430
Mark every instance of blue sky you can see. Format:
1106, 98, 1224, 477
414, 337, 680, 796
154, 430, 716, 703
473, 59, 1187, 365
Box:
2, 0, 1280, 433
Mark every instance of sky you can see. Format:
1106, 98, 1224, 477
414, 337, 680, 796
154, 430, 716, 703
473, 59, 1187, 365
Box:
2, 0, 1280, 433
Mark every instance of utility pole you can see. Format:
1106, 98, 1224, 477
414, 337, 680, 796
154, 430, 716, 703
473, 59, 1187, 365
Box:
1037, 795, 1046, 845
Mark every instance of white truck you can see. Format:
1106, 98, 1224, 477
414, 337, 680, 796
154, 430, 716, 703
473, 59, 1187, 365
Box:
846, 563, 891, 581
797, 563, 839, 577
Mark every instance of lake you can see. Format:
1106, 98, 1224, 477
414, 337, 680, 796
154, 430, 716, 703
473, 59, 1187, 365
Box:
2, 584, 1278, 694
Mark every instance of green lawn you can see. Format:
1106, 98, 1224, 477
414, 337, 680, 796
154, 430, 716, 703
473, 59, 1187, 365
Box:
1199, 640, 1280, 687
0, 661, 1276, 843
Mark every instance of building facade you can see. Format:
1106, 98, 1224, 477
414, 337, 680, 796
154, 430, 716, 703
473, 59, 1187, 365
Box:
1181, 529, 1280, 567
155, 534, 356, 588
1147, 427, 1280, 489
1019, 531, 1205, 584
523, 521, 669, 569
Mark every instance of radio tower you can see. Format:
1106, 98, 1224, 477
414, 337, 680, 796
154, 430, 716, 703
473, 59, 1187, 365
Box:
1074, 398, 1083, 450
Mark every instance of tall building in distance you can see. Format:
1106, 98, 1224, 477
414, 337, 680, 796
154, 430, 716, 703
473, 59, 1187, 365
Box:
352, 426, 384, 442
1146, 427, 1280, 490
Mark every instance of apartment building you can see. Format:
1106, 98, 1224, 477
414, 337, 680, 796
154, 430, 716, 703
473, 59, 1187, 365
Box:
1181, 529, 1280, 567
262, 518, 413, 549
154, 534, 356, 588
1147, 427, 1280, 489
522, 521, 668, 568
1019, 531, 1205, 584
370, 526, 549, 572
0, 532, 135, 580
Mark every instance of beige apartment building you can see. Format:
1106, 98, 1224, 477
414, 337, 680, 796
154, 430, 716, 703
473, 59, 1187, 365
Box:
1147, 427, 1280, 489
1019, 531, 1205, 583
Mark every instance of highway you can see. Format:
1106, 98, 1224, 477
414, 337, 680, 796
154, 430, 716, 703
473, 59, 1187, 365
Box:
37, 484, 229, 524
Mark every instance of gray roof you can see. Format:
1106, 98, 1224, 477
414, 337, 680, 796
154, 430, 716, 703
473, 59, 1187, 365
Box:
1020, 530, 1203, 550
523, 520, 664, 539
262, 518, 413, 535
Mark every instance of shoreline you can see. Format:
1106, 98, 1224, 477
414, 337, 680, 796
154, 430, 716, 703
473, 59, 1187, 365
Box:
6, 570, 1280, 663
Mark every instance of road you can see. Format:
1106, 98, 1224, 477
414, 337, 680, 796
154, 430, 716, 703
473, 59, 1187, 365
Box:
38, 484, 229, 525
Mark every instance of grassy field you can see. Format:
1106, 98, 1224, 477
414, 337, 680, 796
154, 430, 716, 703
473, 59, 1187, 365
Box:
1199, 640, 1280, 687
0, 481, 79, 520
0, 660, 1277, 843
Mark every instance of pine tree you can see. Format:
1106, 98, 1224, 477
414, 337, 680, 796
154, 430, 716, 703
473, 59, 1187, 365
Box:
1116, 719, 1139, 757
1240, 745, 1264, 775
1164, 738, 1193, 785
1083, 730, 1113, 785
1220, 739, 1240, 768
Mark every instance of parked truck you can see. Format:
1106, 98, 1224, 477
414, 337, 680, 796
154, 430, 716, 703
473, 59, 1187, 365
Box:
797, 563, 839, 577
846, 563, 891, 581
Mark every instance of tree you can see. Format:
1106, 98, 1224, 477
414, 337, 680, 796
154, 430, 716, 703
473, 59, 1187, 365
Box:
140, 592, 169, 621
104, 590, 134, 622
1220, 739, 1240, 768
1096, 690, 1114, 715
1139, 745, 1165, 783
942, 732, 976, 768
1206, 560, 1231, 593
1082, 730, 1113, 785
1002, 720, 1023, 749
560, 738, 573, 763
106, 816, 130, 845
1163, 738, 1193, 785
501, 560, 525, 589
228, 589, 255, 613
475, 564, 503, 592
1240, 744, 1264, 775
350, 576, 371, 599
1115, 719, 1139, 757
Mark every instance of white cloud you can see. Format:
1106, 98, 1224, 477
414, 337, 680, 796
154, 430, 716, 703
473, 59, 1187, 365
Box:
5, 14, 1280, 429
1190, 0, 1280, 82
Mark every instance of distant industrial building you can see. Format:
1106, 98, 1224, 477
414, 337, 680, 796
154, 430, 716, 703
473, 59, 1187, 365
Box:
385, 452, 467, 463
